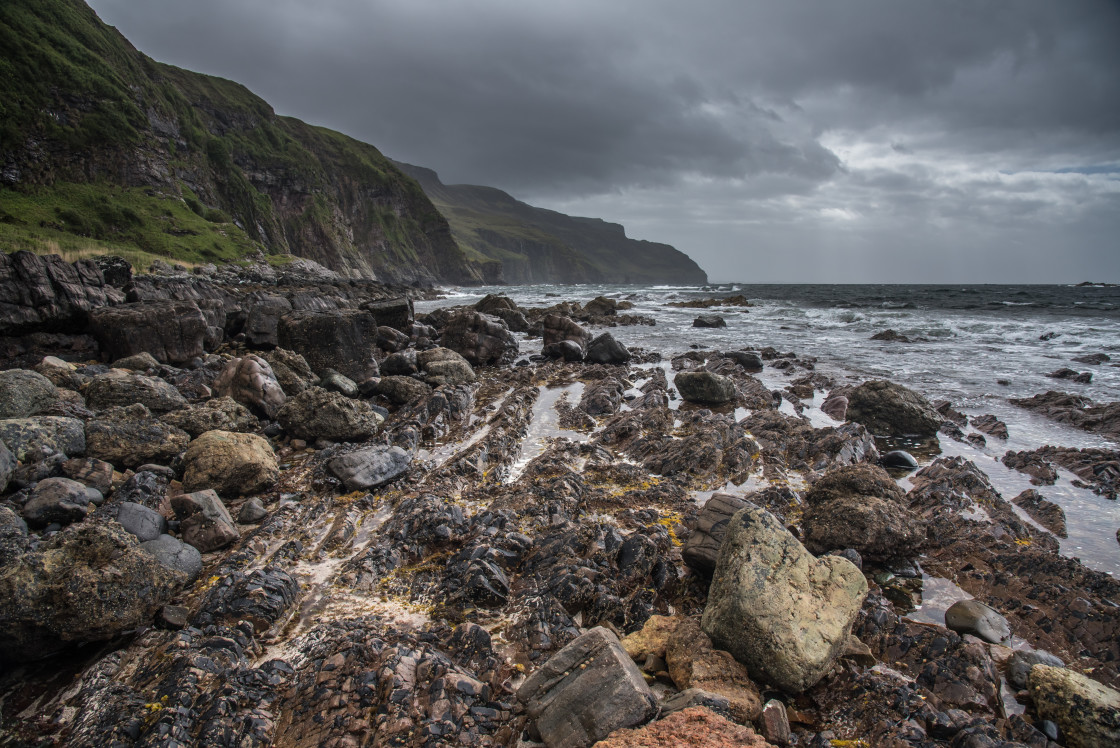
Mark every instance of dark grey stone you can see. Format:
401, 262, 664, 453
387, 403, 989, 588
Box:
116, 501, 167, 543
328, 446, 412, 491
682, 492, 748, 575
140, 534, 203, 582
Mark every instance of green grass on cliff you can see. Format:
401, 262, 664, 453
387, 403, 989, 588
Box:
0, 182, 263, 265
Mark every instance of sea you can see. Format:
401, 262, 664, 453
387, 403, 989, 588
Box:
417, 283, 1120, 577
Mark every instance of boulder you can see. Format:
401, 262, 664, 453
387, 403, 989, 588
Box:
33, 356, 83, 390
0, 369, 60, 418
682, 493, 749, 575
237, 497, 268, 524
171, 489, 239, 553
666, 616, 763, 722
544, 339, 585, 362
517, 626, 658, 748
182, 430, 278, 496
84, 404, 190, 469
319, 369, 358, 398
1007, 649, 1065, 690
327, 445, 412, 491
382, 349, 419, 376
693, 315, 727, 328
276, 387, 383, 442
1029, 665, 1120, 748
161, 396, 258, 438
820, 394, 848, 421
674, 371, 735, 404
362, 297, 413, 332
89, 300, 219, 365
21, 477, 91, 529
842, 380, 942, 438
585, 333, 631, 365
0, 416, 86, 461
417, 347, 477, 386
944, 599, 1011, 645
376, 376, 433, 405
140, 534, 203, 582
212, 355, 286, 419
115, 501, 167, 542
242, 295, 292, 348
277, 309, 381, 381
620, 614, 681, 661
589, 707, 772, 748
542, 314, 591, 360
440, 311, 519, 366
701, 504, 868, 693
111, 352, 160, 371
0, 522, 184, 661
880, 449, 918, 469
85, 371, 187, 413
723, 351, 763, 373
260, 348, 318, 396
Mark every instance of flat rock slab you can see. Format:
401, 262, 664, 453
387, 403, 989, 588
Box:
518, 626, 658, 748
328, 445, 411, 491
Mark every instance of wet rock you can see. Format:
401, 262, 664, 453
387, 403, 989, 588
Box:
820, 393, 848, 421
945, 599, 1012, 644
139, 534, 202, 582
724, 350, 764, 373
971, 413, 1009, 439
278, 308, 381, 381
542, 314, 592, 361
260, 347, 318, 395
241, 294, 292, 348
89, 300, 218, 364
1007, 649, 1065, 690
666, 616, 762, 722
171, 489, 240, 553
0, 369, 60, 418
673, 371, 735, 404
585, 332, 631, 365
318, 368, 358, 397
701, 504, 868, 693
0, 522, 184, 661
363, 296, 414, 332
1002, 449, 1059, 485
156, 604, 189, 630
85, 404, 190, 469
212, 354, 286, 418
1029, 665, 1120, 748
1010, 390, 1120, 440
580, 378, 625, 416
658, 689, 734, 720
840, 379, 942, 437
33, 356, 83, 390
802, 464, 926, 561
182, 430, 278, 496
192, 566, 300, 634
161, 396, 258, 438
441, 310, 519, 366
590, 706, 773, 748
115, 501, 167, 542
1047, 367, 1092, 383
1012, 489, 1067, 537
546, 339, 585, 361
382, 348, 419, 376
517, 626, 658, 748
327, 445, 411, 491
1003, 445, 1119, 499
682, 493, 748, 576
85, 371, 187, 413
1073, 353, 1111, 365
693, 314, 727, 328
376, 375, 433, 405
881, 449, 919, 468
237, 497, 268, 524
276, 386, 382, 442
22, 476, 91, 529
871, 328, 913, 342
0, 416, 84, 462
417, 346, 477, 386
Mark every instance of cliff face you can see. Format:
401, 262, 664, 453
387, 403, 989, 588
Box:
395, 163, 709, 285
0, 0, 480, 284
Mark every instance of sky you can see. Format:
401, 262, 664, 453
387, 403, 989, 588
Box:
87, 0, 1120, 283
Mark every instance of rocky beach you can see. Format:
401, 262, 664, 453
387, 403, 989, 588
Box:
0, 253, 1115, 747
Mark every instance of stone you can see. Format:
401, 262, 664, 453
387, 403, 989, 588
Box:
1007, 649, 1065, 690
172, 489, 240, 553
693, 314, 727, 328
585, 333, 631, 365
0, 251, 120, 336
682, 493, 749, 575
318, 368, 358, 398
277, 309, 381, 381
842, 379, 942, 438
944, 599, 1012, 644
820, 394, 848, 421
0, 522, 184, 661
1012, 489, 1067, 538
382, 349, 420, 376
544, 339, 585, 362
970, 414, 1009, 439
760, 699, 791, 746
237, 497, 268, 524
111, 352, 160, 371
674, 371, 735, 404
518, 626, 659, 748
1029, 665, 1120, 748
182, 430, 278, 496
84, 404, 190, 469
213, 354, 287, 419
363, 296, 414, 331
327, 445, 412, 491
375, 375, 433, 405
881, 449, 919, 469
0, 439, 14, 493
89, 300, 217, 364
701, 504, 868, 693
161, 396, 258, 438
276, 387, 383, 442
260, 347, 318, 396
658, 690, 734, 720
440, 311, 519, 366
85, 371, 187, 413
591, 707, 773, 747
115, 501, 167, 542
156, 604, 189, 630
140, 534, 203, 582
242, 295, 292, 348
22, 477, 91, 529
724, 350, 764, 373
0, 369, 59, 418
666, 616, 763, 723
541, 314, 592, 360
620, 614, 682, 661
33, 356, 82, 390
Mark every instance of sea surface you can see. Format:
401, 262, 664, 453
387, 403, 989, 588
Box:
417, 283, 1120, 576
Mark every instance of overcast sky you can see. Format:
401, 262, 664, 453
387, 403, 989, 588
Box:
88, 0, 1120, 283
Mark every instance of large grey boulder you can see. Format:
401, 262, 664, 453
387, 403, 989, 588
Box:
517, 626, 659, 748
140, 534, 203, 582
0, 369, 60, 418
585, 332, 631, 365
1029, 665, 1120, 748
327, 446, 411, 491
242, 295, 292, 348
701, 504, 868, 693
84, 404, 190, 469
0, 522, 184, 661
417, 347, 476, 386
182, 430, 278, 496
440, 311, 518, 366
85, 371, 188, 413
682, 493, 749, 575
21, 477, 91, 529
375, 376, 432, 405
89, 300, 218, 365
842, 379, 942, 438
277, 387, 382, 442
277, 309, 381, 381
674, 371, 735, 404
213, 355, 287, 419
260, 348, 318, 396
0, 417, 85, 461
171, 489, 239, 553
542, 314, 592, 361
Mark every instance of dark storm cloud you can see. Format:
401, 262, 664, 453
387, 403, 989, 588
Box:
86, 0, 1120, 281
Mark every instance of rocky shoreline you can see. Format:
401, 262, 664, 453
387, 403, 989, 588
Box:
0, 253, 1118, 747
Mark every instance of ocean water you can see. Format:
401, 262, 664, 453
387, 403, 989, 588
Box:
417, 283, 1120, 575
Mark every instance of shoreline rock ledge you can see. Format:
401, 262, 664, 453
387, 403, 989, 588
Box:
701, 504, 868, 693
